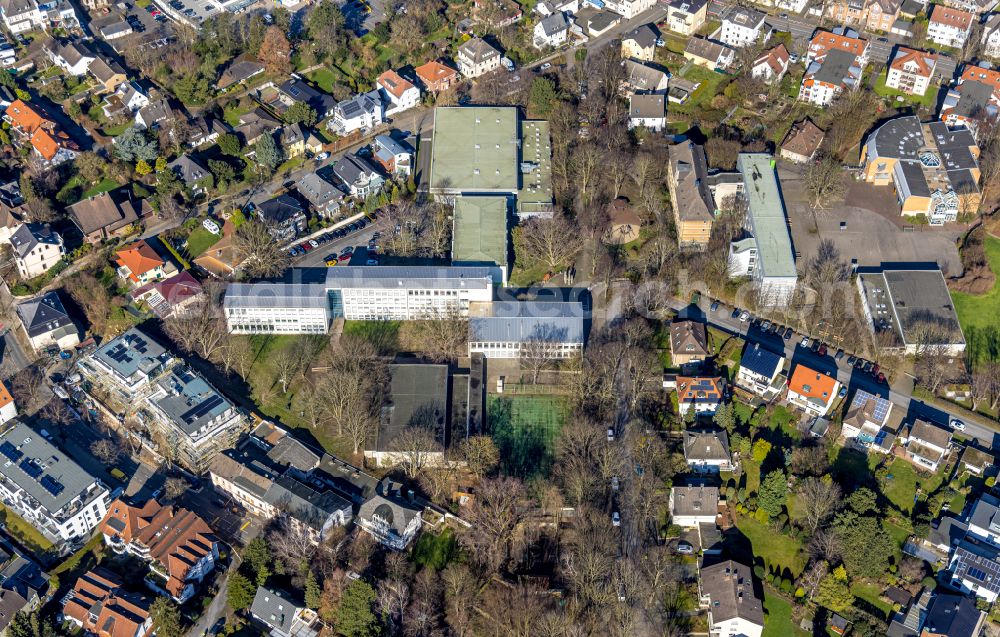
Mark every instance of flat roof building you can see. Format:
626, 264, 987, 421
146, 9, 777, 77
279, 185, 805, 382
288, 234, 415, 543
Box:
517, 120, 554, 218
728, 154, 797, 306
429, 106, 519, 196
87, 327, 172, 393
452, 196, 509, 284
857, 263, 965, 355
468, 300, 585, 359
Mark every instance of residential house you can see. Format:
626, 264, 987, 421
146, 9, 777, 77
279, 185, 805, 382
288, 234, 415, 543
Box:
669, 319, 709, 366
698, 560, 765, 637
825, 0, 867, 24
665, 0, 707, 35
87, 55, 127, 93
276, 77, 336, 119
296, 172, 344, 218
236, 108, 283, 146
43, 39, 93, 76
16, 291, 79, 352
948, 540, 1000, 602
667, 141, 716, 248
356, 481, 423, 550
942, 0, 998, 12
457, 38, 502, 77
786, 364, 840, 417
68, 189, 150, 244
115, 239, 177, 286
329, 90, 383, 136
0, 421, 107, 543
940, 64, 1000, 133
279, 123, 306, 158
377, 70, 420, 115
602, 197, 641, 244
829, 615, 850, 637
604, 0, 656, 19
982, 12, 1000, 57
716, 6, 769, 48
751, 44, 790, 84
967, 493, 1000, 547
99, 499, 219, 603
209, 425, 356, 542
841, 388, 896, 451
0, 0, 77, 33
905, 419, 952, 471
534, 0, 578, 16
866, 0, 903, 31
4, 99, 77, 165
670, 485, 719, 526
628, 93, 666, 131
960, 446, 995, 475
62, 569, 151, 637
860, 117, 980, 226
886, 46, 937, 96
193, 218, 242, 278
799, 30, 868, 106
735, 343, 784, 399
927, 4, 974, 48
135, 99, 173, 130
217, 57, 265, 91
0, 382, 16, 426
780, 118, 825, 163
414, 60, 459, 92
8, 222, 63, 279
332, 153, 385, 199
534, 12, 570, 48
168, 154, 212, 196
372, 134, 413, 177
185, 117, 228, 148
673, 377, 726, 415
621, 24, 658, 61
622, 58, 670, 94
130, 271, 204, 318
921, 592, 986, 637
250, 587, 320, 637
684, 36, 736, 69
0, 539, 48, 634
102, 81, 150, 118
472, 0, 522, 26
587, 12, 621, 36
254, 194, 307, 242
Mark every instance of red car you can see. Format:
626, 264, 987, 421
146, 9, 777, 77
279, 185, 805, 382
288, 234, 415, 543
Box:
871, 363, 880, 375
299, 242, 313, 252
817, 344, 827, 356
875, 372, 886, 384
338, 252, 353, 262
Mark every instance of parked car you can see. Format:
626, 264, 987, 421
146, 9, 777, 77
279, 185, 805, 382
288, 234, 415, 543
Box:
847, 355, 857, 366
316, 152, 330, 161
783, 327, 793, 340
340, 246, 354, 255
800, 336, 810, 348
810, 341, 821, 353
761, 320, 771, 331
875, 372, 886, 384
676, 540, 694, 555
612, 511, 621, 527
606, 428, 615, 441
540, 62, 552, 71
309, 239, 319, 248
838, 386, 847, 397
611, 476, 619, 491
338, 253, 352, 262
731, 308, 741, 319
835, 349, 844, 360
710, 301, 720, 312
817, 344, 827, 356
739, 311, 750, 322
950, 418, 966, 431
366, 258, 379, 265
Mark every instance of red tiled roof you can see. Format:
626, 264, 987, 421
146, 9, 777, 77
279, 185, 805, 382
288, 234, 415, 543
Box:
889, 46, 937, 77
788, 365, 838, 401
115, 240, 164, 282
929, 4, 973, 29
377, 70, 415, 99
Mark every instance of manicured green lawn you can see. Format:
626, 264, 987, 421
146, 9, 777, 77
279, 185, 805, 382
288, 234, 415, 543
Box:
734, 512, 808, 577
81, 178, 120, 199
952, 235, 1000, 333
306, 67, 339, 93
851, 580, 893, 618
0, 504, 54, 557
763, 587, 810, 637
872, 71, 940, 109
880, 457, 944, 514
674, 66, 729, 114
101, 122, 133, 137
185, 227, 221, 258
744, 459, 761, 493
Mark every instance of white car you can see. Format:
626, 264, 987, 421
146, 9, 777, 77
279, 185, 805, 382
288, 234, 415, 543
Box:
607, 428, 615, 442
316, 152, 329, 161
950, 418, 966, 432
612, 511, 621, 527
738, 310, 750, 322
676, 540, 694, 555
540, 62, 552, 71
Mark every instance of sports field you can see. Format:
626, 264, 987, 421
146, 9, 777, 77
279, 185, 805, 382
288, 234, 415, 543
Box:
488, 395, 568, 477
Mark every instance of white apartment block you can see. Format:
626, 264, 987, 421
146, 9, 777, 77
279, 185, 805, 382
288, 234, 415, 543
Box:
457, 38, 502, 78
0, 422, 110, 544
885, 49, 936, 97
9, 223, 64, 279
927, 5, 974, 48
1, 0, 77, 33
603, 0, 656, 19
716, 6, 768, 48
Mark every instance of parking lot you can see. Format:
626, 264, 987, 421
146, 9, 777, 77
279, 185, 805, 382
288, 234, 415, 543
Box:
91, 1, 172, 46
152, 0, 220, 27
179, 483, 263, 547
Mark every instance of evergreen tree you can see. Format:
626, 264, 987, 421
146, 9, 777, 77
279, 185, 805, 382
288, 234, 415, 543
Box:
227, 572, 256, 612
336, 580, 381, 637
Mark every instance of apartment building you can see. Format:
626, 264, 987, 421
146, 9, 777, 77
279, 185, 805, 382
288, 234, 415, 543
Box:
750, 44, 789, 84
8, 222, 63, 279
667, 141, 717, 248
716, 6, 768, 48
799, 29, 868, 106
356, 481, 423, 550
885, 46, 937, 96
4, 99, 77, 165
0, 422, 111, 544
927, 4, 974, 48
376, 70, 420, 115
669, 485, 719, 527
983, 13, 1000, 57
673, 376, 726, 415
99, 499, 218, 603
941, 64, 1000, 134
727, 154, 797, 306
82, 327, 173, 394
735, 343, 784, 400
457, 38, 502, 78
0, 0, 78, 33
683, 430, 733, 471
865, 0, 903, 31
665, 0, 707, 35
669, 319, 710, 366
63, 569, 151, 637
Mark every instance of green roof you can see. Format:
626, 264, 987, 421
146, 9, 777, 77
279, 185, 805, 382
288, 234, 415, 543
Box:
518, 120, 554, 215
429, 106, 519, 194
452, 196, 508, 270
737, 154, 797, 279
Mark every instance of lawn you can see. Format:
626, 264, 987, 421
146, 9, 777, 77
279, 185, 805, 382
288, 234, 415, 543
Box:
673, 65, 730, 114
412, 528, 457, 570
488, 394, 568, 478
744, 459, 761, 493
851, 580, 893, 619
880, 457, 944, 514
733, 512, 808, 578
100, 122, 133, 137
952, 235, 1000, 333
185, 227, 221, 258
81, 178, 120, 199
0, 504, 54, 558
306, 67, 340, 93
763, 587, 810, 637
872, 71, 940, 109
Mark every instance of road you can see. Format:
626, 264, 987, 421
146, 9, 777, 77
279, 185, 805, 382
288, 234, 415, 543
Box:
186, 560, 234, 637
670, 296, 1000, 450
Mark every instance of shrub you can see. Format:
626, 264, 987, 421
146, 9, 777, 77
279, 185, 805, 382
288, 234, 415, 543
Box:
754, 565, 765, 579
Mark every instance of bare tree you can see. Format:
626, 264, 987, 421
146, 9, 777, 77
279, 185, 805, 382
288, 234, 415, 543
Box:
163, 476, 189, 501
269, 520, 318, 574
388, 426, 442, 479
90, 439, 121, 465
797, 477, 841, 535
409, 310, 469, 362
460, 435, 499, 479
460, 476, 525, 573
514, 214, 586, 273
233, 220, 289, 279
804, 153, 846, 210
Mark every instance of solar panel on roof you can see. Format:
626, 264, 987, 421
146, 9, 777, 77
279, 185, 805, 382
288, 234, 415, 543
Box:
0, 442, 21, 462
19, 459, 41, 478
39, 475, 63, 496
180, 394, 224, 424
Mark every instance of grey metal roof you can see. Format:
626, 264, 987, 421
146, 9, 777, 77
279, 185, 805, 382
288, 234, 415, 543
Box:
92, 327, 169, 381
224, 283, 329, 310
811, 48, 859, 86
148, 367, 236, 435
374, 134, 410, 157
969, 493, 1000, 535
0, 422, 102, 515
9, 223, 59, 259
296, 173, 342, 209
469, 301, 585, 343
325, 266, 494, 290
16, 292, 72, 339
251, 586, 302, 633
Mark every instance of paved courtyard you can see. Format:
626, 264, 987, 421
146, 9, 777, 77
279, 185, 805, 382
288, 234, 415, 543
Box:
778, 166, 966, 276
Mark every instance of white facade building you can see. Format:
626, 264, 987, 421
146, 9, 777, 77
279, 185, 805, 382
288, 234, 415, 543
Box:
603, 0, 656, 19
716, 6, 769, 48
377, 70, 420, 116
927, 4, 974, 48
0, 422, 110, 544
468, 301, 584, 359
8, 223, 64, 279
533, 12, 570, 48
328, 91, 383, 136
